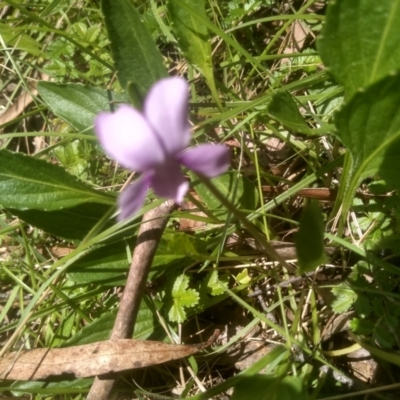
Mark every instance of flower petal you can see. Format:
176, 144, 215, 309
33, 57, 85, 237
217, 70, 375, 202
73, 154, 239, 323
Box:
179, 144, 230, 177
117, 173, 151, 221
95, 104, 164, 171
144, 77, 191, 155
152, 160, 189, 203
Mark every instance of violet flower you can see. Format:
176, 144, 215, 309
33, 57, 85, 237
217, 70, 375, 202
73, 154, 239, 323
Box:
95, 77, 230, 220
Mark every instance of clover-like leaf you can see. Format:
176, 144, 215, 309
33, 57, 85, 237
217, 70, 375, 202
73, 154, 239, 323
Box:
169, 274, 200, 323
203, 270, 228, 296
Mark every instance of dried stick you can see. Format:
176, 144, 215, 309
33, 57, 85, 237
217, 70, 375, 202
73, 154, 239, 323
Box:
87, 200, 176, 400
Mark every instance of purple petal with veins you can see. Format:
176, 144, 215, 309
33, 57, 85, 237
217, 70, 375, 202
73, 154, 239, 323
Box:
144, 77, 191, 155
95, 105, 164, 171
179, 144, 230, 177
94, 77, 230, 221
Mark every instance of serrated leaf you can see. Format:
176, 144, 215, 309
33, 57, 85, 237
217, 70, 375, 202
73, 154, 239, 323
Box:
204, 270, 227, 296
101, 0, 167, 92
170, 274, 199, 323
268, 91, 313, 135
0, 150, 114, 211
331, 284, 357, 313
172, 274, 190, 297
335, 73, 400, 191
295, 201, 328, 273
318, 0, 400, 98
38, 82, 125, 133
169, 302, 187, 323
178, 289, 199, 307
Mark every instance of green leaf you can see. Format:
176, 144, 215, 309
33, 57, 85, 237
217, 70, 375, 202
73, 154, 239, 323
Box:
204, 270, 228, 296
11, 378, 93, 395
235, 268, 251, 285
331, 284, 357, 313
335, 73, 400, 190
295, 201, 328, 273
169, 302, 187, 323
0, 150, 113, 211
172, 274, 190, 297
68, 234, 202, 285
101, 0, 167, 92
10, 203, 112, 241
178, 289, 200, 307
38, 82, 125, 133
165, 231, 207, 257
68, 240, 131, 286
268, 91, 313, 135
350, 317, 374, 335
169, 0, 218, 103
169, 274, 199, 323
54, 140, 92, 179
62, 298, 164, 345
193, 172, 258, 218
0, 23, 42, 56
318, 0, 400, 98
232, 375, 308, 400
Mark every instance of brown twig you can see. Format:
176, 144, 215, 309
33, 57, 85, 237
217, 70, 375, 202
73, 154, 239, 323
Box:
87, 200, 176, 400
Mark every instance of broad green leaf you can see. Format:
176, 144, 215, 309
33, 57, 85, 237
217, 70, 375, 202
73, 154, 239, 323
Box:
68, 234, 203, 285
68, 240, 131, 285
62, 299, 164, 345
101, 0, 167, 93
38, 82, 125, 133
318, 0, 400, 98
335, 73, 400, 189
10, 203, 112, 241
295, 201, 328, 273
0, 23, 42, 56
0, 150, 114, 211
169, 0, 218, 103
165, 231, 207, 256
268, 91, 313, 135
193, 172, 258, 218
232, 375, 308, 400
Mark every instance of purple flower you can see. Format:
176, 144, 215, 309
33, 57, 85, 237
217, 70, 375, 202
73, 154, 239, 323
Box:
95, 77, 230, 220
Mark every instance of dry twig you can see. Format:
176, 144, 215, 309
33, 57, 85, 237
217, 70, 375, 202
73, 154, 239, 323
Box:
87, 200, 176, 400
